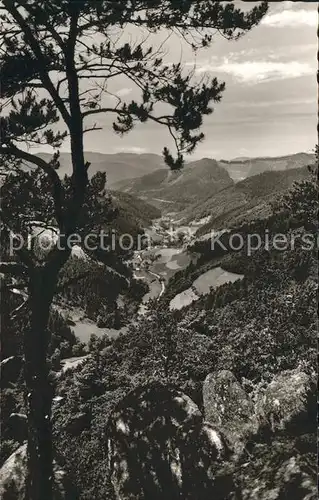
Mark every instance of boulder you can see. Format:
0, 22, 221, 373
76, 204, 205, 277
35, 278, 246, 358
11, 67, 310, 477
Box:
0, 444, 78, 499
203, 370, 255, 451
7, 413, 27, 443
236, 368, 317, 500
106, 381, 233, 500
0, 445, 26, 499
239, 446, 317, 500
255, 368, 312, 432
0, 357, 23, 388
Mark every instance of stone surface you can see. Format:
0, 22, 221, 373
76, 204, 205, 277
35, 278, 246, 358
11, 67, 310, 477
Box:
203, 370, 255, 451
0, 357, 23, 388
106, 381, 233, 500
255, 368, 311, 432
236, 369, 316, 500
239, 445, 317, 500
0, 444, 78, 499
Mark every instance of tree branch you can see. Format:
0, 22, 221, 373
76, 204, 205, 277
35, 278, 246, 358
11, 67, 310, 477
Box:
1, 146, 65, 229
82, 106, 170, 126
10, 296, 30, 320
0, 208, 35, 269
3, 0, 71, 127
83, 125, 103, 134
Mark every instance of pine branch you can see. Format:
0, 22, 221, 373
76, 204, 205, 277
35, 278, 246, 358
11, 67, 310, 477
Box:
0, 207, 35, 269
1, 146, 65, 229
10, 296, 30, 320
3, 0, 71, 127
82, 106, 169, 126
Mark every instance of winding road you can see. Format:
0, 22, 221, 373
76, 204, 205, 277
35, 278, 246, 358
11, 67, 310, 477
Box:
148, 270, 165, 298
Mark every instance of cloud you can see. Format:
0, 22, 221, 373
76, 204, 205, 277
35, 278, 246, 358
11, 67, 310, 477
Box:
228, 98, 315, 109
114, 146, 148, 154
262, 9, 317, 27
227, 43, 316, 62
267, 44, 317, 61
272, 1, 298, 12
196, 59, 313, 84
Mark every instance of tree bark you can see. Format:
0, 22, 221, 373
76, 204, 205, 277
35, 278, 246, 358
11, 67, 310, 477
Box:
24, 263, 63, 500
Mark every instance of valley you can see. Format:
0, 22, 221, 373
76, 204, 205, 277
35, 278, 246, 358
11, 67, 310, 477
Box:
1, 149, 316, 500
59, 210, 243, 349
4, 152, 316, 365
57, 152, 315, 350
54, 162, 316, 500
58, 216, 198, 343
114, 153, 314, 213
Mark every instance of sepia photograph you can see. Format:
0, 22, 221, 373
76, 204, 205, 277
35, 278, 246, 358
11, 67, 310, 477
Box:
0, 1, 317, 499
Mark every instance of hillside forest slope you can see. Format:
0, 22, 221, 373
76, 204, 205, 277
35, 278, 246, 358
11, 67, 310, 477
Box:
182, 166, 312, 235
49, 166, 317, 500
114, 158, 234, 212
219, 152, 314, 181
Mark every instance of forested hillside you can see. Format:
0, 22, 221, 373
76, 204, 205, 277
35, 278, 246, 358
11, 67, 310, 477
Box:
42, 167, 319, 498
0, 167, 154, 362
110, 191, 161, 233
181, 165, 311, 234
219, 152, 314, 181
115, 155, 313, 220
115, 158, 234, 212
1, 159, 316, 500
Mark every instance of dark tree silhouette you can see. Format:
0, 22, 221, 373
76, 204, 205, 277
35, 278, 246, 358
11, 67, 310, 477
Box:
0, 1, 268, 499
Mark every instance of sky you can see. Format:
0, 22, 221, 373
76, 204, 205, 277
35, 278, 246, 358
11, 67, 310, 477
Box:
54, 2, 318, 159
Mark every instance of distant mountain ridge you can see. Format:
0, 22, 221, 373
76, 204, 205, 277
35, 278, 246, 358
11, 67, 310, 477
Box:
219, 152, 314, 181
32, 151, 314, 190
36, 151, 166, 187
114, 158, 234, 212
114, 152, 314, 214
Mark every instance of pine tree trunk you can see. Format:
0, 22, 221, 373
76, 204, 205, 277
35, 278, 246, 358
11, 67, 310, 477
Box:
24, 265, 60, 500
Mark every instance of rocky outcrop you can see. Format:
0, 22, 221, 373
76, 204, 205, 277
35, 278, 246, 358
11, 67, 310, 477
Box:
0, 357, 23, 388
0, 444, 78, 499
204, 368, 317, 500
255, 368, 312, 432
106, 381, 233, 500
0, 445, 27, 500
203, 370, 255, 452
202, 368, 316, 500
240, 451, 317, 500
